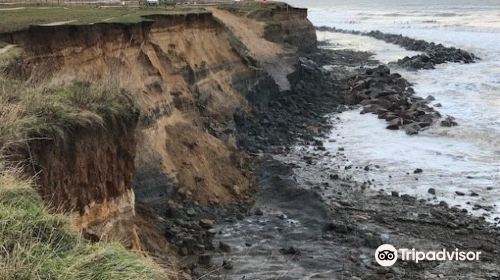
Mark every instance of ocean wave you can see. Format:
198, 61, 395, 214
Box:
383, 12, 406, 17
434, 12, 462, 17
428, 126, 500, 154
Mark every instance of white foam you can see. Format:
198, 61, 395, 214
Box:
309, 3, 500, 223
317, 31, 420, 64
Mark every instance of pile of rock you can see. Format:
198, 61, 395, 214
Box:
236, 55, 339, 153
344, 65, 446, 134
316, 26, 478, 70
162, 200, 247, 271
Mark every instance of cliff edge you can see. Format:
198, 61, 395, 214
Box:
0, 3, 317, 279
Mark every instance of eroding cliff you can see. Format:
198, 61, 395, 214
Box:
4, 12, 255, 203
0, 5, 318, 275
218, 2, 317, 53
32, 121, 140, 248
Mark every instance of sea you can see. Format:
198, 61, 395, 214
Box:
287, 0, 500, 223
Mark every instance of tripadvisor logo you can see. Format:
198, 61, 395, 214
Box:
375, 244, 482, 267
375, 244, 398, 267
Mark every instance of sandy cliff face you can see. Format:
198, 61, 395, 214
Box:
210, 4, 316, 92
4, 12, 255, 216
217, 3, 317, 53
261, 6, 317, 53
0, 6, 317, 271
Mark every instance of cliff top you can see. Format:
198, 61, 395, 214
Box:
0, 1, 302, 34
217, 1, 307, 21
0, 5, 208, 33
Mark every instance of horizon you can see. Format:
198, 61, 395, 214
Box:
286, 0, 500, 9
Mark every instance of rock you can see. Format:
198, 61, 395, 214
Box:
199, 219, 215, 229
254, 208, 264, 216
279, 246, 301, 256
186, 208, 196, 217
363, 233, 383, 248
470, 191, 479, 197
413, 168, 423, 174
439, 201, 449, 208
364, 165, 370, 171
219, 241, 231, 253
474, 204, 493, 211
330, 174, 339, 180
401, 194, 416, 202
179, 247, 188, 256
324, 222, 353, 234
404, 123, 420, 135
198, 254, 212, 266
391, 191, 399, 197
222, 259, 233, 270
441, 115, 458, 127
386, 118, 401, 130
428, 188, 436, 195
344, 63, 445, 133
455, 191, 465, 196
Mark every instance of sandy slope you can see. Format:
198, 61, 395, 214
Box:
208, 7, 295, 91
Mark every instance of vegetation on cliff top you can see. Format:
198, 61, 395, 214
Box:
217, 1, 290, 21
0, 73, 138, 153
0, 5, 207, 33
0, 169, 167, 280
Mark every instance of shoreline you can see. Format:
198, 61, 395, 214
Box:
198, 39, 500, 279
1, 3, 498, 279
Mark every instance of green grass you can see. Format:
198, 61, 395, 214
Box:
0, 75, 139, 153
0, 47, 164, 278
0, 44, 20, 71
0, 6, 208, 33
217, 1, 288, 20
0, 31, 173, 279
0, 169, 168, 280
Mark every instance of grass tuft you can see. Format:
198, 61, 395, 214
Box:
0, 78, 138, 153
0, 44, 21, 74
0, 168, 167, 280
